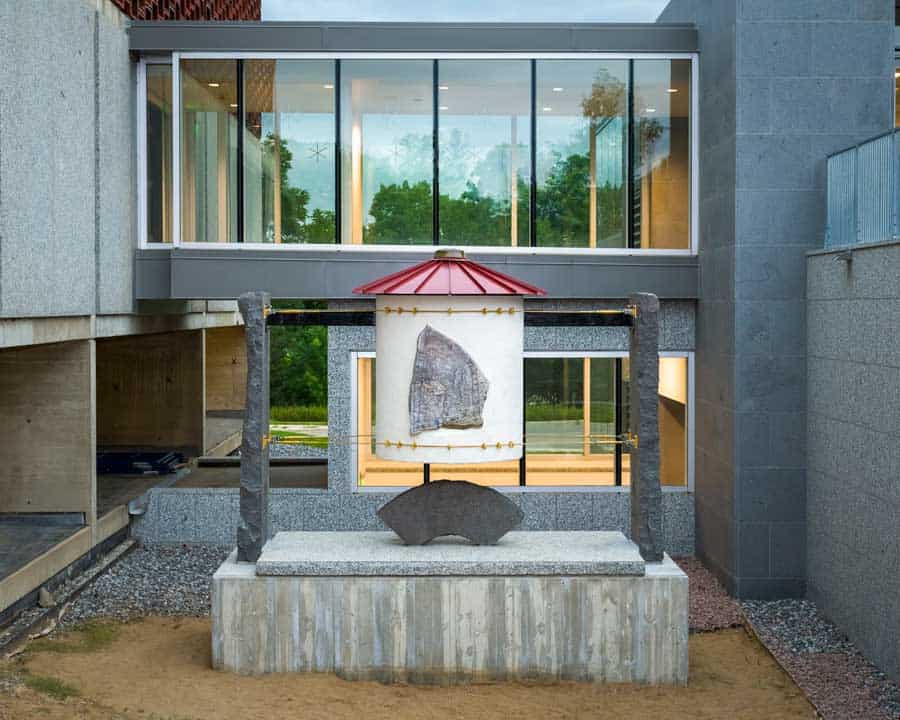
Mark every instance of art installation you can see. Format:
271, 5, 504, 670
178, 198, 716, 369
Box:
377, 479, 524, 545
408, 325, 489, 435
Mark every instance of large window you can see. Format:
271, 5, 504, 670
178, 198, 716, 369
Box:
354, 353, 690, 488
438, 60, 531, 246
243, 60, 336, 244
536, 61, 628, 248
153, 55, 694, 249
340, 60, 434, 245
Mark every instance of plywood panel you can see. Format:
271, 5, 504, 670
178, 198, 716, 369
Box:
205, 325, 246, 412
97, 331, 204, 452
0, 341, 94, 513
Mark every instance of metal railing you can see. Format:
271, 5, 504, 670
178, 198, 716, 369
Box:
826, 130, 899, 248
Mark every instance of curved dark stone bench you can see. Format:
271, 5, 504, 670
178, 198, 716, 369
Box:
377, 480, 524, 545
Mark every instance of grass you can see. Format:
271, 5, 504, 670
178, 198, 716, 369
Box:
526, 402, 616, 423
28, 621, 119, 655
270, 405, 328, 424
269, 429, 329, 448
24, 675, 80, 700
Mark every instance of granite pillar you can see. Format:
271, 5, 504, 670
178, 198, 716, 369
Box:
237, 291, 271, 562
629, 292, 663, 561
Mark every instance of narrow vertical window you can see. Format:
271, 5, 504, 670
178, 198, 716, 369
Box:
180, 59, 240, 243
437, 60, 531, 247
631, 59, 692, 250
146, 64, 172, 244
340, 60, 434, 245
243, 60, 336, 244
535, 61, 628, 248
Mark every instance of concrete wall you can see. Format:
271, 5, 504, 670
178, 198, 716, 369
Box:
806, 241, 900, 683
206, 325, 247, 413
659, 0, 894, 597
0, 0, 134, 319
0, 341, 95, 516
96, 330, 205, 454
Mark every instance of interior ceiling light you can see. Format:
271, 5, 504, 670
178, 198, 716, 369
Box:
542, 106, 552, 112
667, 88, 679, 93
439, 85, 449, 91
439, 105, 449, 111
896, 70, 900, 77
229, 103, 238, 108
208, 82, 220, 88
323, 83, 334, 89
645, 107, 657, 113
552, 87, 564, 92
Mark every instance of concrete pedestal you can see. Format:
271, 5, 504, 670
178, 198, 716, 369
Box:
212, 531, 688, 684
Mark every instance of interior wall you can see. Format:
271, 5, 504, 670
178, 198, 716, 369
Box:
97, 330, 205, 454
0, 340, 95, 515
205, 325, 247, 412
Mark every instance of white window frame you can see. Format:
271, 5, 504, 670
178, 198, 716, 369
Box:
138, 51, 699, 255
350, 349, 695, 494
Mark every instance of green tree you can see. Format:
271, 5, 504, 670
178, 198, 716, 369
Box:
268, 301, 328, 410
366, 180, 432, 244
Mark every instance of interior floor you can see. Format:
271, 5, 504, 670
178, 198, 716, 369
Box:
0, 515, 83, 583
174, 464, 327, 489
97, 474, 179, 517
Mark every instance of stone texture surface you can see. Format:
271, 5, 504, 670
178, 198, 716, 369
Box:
629, 293, 663, 561
256, 530, 646, 577
408, 326, 488, 435
377, 480, 523, 545
213, 549, 688, 682
659, 0, 894, 599
806, 242, 900, 683
236, 291, 271, 562
130, 488, 695, 555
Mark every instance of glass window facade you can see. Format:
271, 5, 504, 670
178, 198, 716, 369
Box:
162, 56, 693, 249
180, 59, 240, 243
438, 60, 531, 246
243, 60, 336, 244
536, 61, 628, 248
146, 64, 173, 244
340, 60, 434, 245
355, 354, 689, 488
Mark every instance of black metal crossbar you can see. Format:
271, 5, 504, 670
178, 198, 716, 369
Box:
266, 310, 634, 327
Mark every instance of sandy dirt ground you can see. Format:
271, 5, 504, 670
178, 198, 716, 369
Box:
0, 617, 816, 720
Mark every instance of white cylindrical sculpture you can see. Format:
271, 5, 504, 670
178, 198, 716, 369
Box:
375, 293, 524, 464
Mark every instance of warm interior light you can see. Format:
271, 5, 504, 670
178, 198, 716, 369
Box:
667, 88, 679, 93
552, 87, 564, 92
895, 70, 900, 78
323, 83, 334, 89
208, 82, 220, 88
229, 103, 238, 108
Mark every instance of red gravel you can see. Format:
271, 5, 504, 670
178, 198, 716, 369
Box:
674, 556, 744, 633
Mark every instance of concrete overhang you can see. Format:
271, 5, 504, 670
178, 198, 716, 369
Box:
135, 248, 699, 301
128, 21, 698, 54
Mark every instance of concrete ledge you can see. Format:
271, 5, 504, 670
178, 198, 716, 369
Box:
256, 531, 644, 576
212, 540, 688, 683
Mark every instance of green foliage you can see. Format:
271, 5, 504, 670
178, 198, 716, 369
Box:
270, 405, 328, 423
526, 402, 615, 424
366, 180, 432, 244
24, 676, 81, 700
269, 325, 327, 409
28, 621, 119, 655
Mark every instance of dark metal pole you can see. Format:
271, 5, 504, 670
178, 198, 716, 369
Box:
529, 59, 537, 248
520, 357, 527, 485
433, 59, 440, 245
236, 59, 245, 243
334, 59, 341, 244
614, 358, 623, 487
423, 463, 431, 484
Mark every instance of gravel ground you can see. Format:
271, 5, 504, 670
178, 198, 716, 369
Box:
674, 556, 743, 632
60, 545, 229, 629
230, 442, 327, 459
744, 599, 900, 720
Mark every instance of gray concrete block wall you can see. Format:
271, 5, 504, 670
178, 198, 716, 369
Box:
806, 241, 900, 683
660, 0, 894, 598
0, 0, 135, 319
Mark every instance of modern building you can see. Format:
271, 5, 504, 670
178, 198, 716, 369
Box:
1, 0, 897, 684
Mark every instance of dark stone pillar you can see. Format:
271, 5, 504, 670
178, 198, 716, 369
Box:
629, 292, 663, 561
237, 291, 271, 562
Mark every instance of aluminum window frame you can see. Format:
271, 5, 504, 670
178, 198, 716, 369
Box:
139, 51, 698, 254
350, 348, 695, 494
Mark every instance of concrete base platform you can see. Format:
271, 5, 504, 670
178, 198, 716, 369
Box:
212, 531, 688, 684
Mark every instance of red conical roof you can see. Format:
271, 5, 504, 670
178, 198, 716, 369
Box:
353, 249, 546, 296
